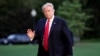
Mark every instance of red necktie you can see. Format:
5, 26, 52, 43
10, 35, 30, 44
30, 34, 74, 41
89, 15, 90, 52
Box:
43, 20, 50, 51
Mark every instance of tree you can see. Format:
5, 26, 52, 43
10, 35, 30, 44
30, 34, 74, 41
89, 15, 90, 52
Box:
0, 0, 40, 37
57, 0, 92, 38
81, 0, 100, 39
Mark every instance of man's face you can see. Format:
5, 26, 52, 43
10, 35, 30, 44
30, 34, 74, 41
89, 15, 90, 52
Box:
43, 6, 54, 19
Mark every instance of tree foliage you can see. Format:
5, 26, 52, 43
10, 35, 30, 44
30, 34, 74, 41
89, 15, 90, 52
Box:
57, 0, 92, 38
0, 0, 39, 37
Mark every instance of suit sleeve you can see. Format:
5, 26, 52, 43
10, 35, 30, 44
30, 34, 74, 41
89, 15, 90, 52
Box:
62, 20, 73, 56
31, 21, 39, 42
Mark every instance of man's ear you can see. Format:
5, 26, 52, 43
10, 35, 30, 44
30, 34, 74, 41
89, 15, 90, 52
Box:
54, 9, 55, 12
53, 9, 55, 13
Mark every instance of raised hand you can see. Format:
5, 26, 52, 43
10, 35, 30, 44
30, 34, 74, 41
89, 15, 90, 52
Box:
27, 29, 35, 41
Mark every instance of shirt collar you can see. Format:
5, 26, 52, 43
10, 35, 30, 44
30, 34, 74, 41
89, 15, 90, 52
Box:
47, 15, 54, 22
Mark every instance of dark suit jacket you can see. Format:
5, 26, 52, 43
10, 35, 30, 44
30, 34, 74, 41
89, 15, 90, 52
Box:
33, 16, 73, 56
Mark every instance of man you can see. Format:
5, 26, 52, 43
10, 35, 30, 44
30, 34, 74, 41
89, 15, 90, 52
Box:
27, 2, 73, 56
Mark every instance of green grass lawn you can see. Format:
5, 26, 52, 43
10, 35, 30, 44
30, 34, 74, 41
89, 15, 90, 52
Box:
0, 44, 38, 56
73, 42, 100, 56
0, 42, 100, 56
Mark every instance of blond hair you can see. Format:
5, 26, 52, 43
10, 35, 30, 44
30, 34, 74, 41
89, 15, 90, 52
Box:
42, 2, 54, 11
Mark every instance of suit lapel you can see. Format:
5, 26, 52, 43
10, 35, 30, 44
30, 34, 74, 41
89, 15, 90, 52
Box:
42, 19, 46, 29
49, 17, 57, 36
41, 19, 46, 40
